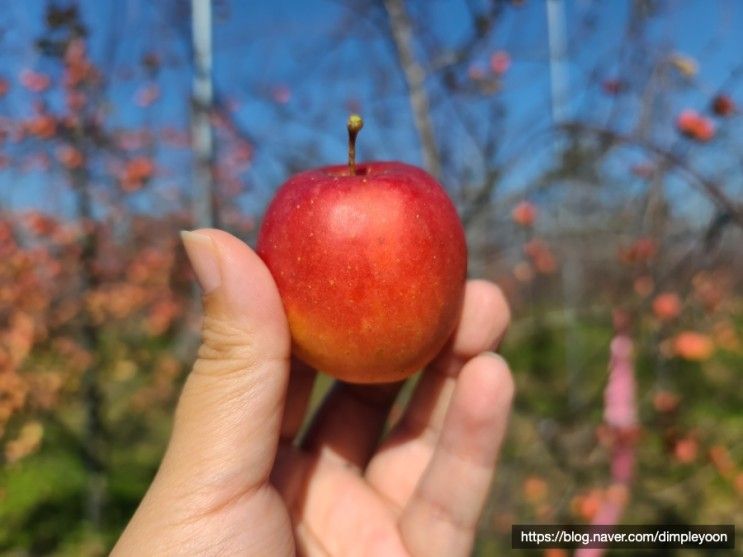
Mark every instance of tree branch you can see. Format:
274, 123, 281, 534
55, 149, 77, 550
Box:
383, 0, 442, 178
560, 122, 743, 228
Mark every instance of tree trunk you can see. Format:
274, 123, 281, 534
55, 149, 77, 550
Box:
75, 173, 107, 528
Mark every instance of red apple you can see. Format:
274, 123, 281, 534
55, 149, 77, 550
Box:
257, 116, 467, 383
711, 94, 735, 117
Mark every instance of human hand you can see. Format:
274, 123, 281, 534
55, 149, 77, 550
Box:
112, 228, 514, 557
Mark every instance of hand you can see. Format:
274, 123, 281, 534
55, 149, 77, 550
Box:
112, 229, 514, 557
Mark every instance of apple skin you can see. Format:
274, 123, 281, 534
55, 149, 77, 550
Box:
256, 161, 467, 384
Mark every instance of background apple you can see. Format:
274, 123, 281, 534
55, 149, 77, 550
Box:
257, 116, 467, 383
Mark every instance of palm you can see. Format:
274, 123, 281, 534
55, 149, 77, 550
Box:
273, 379, 416, 556
275, 439, 409, 555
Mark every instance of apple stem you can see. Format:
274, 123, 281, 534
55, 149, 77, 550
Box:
347, 114, 364, 175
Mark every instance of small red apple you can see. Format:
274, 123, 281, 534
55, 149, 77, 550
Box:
257, 116, 467, 383
511, 200, 536, 227
711, 94, 735, 117
676, 109, 715, 142
651, 292, 681, 321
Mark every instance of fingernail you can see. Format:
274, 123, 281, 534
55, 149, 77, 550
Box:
181, 230, 221, 294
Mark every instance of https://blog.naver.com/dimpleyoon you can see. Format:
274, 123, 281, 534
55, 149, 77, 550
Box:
512, 524, 735, 550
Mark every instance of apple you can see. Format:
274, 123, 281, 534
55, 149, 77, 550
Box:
257, 116, 467, 383
711, 94, 735, 117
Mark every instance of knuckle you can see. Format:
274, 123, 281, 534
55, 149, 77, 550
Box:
194, 315, 260, 376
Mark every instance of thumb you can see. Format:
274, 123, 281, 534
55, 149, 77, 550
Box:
158, 228, 291, 498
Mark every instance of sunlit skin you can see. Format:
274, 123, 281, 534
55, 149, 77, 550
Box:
257, 160, 467, 383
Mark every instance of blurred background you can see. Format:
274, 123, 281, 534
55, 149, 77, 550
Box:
0, 0, 741, 555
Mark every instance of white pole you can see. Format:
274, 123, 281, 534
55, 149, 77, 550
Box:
547, 0, 569, 124
191, 0, 215, 228
547, 0, 582, 409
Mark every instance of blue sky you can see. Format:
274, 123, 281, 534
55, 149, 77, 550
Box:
1, 0, 742, 220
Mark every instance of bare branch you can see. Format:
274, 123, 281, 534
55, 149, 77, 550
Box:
561, 122, 743, 228
382, 0, 441, 179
